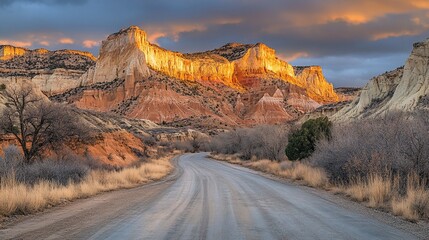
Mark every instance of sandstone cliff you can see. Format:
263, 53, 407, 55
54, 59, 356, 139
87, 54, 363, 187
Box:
0, 45, 95, 95
0, 45, 27, 60
294, 66, 339, 103
84, 26, 337, 103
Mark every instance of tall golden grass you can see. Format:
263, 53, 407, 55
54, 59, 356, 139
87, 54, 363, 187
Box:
210, 153, 429, 221
0, 156, 172, 217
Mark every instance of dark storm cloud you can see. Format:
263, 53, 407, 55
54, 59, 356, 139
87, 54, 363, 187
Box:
0, 0, 88, 7
1, 0, 428, 87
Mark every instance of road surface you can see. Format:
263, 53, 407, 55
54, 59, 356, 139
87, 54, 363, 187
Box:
0, 153, 423, 239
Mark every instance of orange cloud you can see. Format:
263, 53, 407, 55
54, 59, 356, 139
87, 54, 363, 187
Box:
0, 39, 32, 48
59, 38, 74, 44
145, 23, 207, 42
411, 0, 429, 9
279, 52, 309, 62
147, 32, 167, 44
144, 17, 242, 43
82, 40, 100, 48
371, 30, 421, 41
39, 41, 50, 46
274, 0, 429, 28
212, 17, 242, 25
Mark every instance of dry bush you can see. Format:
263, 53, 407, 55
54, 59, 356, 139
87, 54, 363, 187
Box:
311, 111, 429, 184
0, 145, 103, 186
0, 156, 173, 217
208, 125, 289, 161
309, 111, 429, 220
172, 141, 194, 152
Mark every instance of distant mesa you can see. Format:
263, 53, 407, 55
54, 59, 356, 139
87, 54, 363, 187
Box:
0, 45, 96, 61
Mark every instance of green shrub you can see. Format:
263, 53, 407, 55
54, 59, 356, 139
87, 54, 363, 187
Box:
285, 117, 332, 160
0, 84, 5, 91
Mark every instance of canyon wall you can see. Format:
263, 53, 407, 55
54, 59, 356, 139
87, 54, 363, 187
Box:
85, 26, 337, 103
333, 39, 429, 121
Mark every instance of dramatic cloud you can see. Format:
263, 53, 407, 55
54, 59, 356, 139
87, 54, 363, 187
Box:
1, 0, 428, 87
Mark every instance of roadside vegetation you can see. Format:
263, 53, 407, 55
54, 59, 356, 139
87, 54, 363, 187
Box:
207, 113, 429, 222
0, 149, 172, 216
0, 84, 174, 218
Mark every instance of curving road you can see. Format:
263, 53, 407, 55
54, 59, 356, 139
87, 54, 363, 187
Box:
0, 153, 423, 240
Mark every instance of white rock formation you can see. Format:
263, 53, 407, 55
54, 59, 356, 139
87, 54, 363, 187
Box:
333, 38, 429, 121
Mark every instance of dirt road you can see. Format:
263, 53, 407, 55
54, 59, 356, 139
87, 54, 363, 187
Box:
0, 153, 425, 239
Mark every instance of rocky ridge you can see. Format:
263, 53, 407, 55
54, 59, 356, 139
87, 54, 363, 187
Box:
0, 45, 96, 95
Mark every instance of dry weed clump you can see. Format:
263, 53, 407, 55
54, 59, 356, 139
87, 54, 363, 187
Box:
345, 174, 392, 208
279, 162, 328, 188
392, 174, 429, 221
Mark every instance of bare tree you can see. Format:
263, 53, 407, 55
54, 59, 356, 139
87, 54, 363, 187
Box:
0, 84, 91, 164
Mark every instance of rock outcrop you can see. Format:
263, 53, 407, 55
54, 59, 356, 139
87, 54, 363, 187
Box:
294, 66, 339, 103
0, 46, 96, 95
245, 90, 293, 124
381, 40, 429, 111
0, 45, 27, 60
333, 67, 403, 120
333, 38, 429, 121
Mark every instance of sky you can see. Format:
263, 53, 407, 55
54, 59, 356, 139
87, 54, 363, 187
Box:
1, 0, 429, 87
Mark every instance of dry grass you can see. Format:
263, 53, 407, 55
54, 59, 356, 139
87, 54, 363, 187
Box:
340, 173, 429, 221
345, 175, 392, 208
210, 153, 429, 222
0, 156, 173, 217
279, 162, 328, 188
210, 153, 328, 188
247, 160, 281, 175
392, 174, 429, 221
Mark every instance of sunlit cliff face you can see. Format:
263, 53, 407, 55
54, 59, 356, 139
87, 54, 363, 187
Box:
0, 45, 27, 60
90, 26, 338, 103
